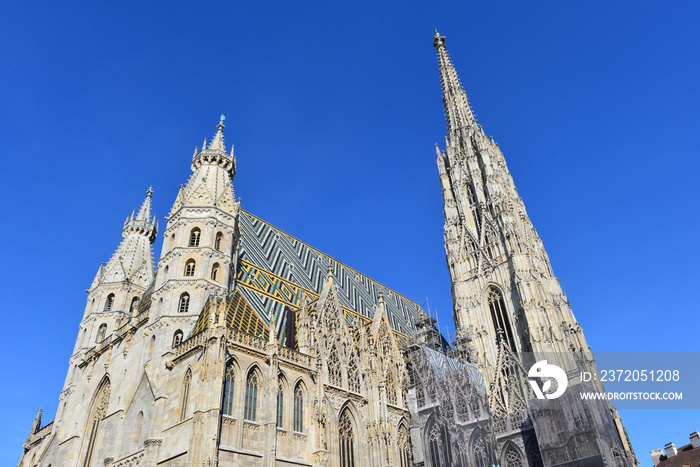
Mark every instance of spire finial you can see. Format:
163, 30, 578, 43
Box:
208, 115, 226, 151
434, 32, 476, 134
327, 264, 334, 281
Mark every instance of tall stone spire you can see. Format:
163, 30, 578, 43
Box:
89, 187, 158, 291
154, 115, 241, 321
169, 116, 238, 217
434, 31, 477, 137
433, 33, 586, 377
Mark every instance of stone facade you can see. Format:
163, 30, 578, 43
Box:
20, 33, 639, 467
19, 117, 415, 467
402, 32, 637, 467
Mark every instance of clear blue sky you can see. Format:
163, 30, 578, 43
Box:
1, 1, 698, 465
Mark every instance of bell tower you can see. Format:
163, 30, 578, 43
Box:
433, 32, 591, 380
151, 115, 241, 321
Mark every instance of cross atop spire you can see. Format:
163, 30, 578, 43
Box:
208, 115, 226, 152
434, 32, 477, 135
123, 186, 158, 243
135, 185, 153, 221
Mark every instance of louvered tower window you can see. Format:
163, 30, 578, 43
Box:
96, 324, 107, 343
104, 294, 114, 311
172, 330, 183, 348
178, 293, 190, 313
189, 228, 201, 247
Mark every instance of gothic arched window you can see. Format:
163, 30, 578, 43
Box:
416, 383, 426, 407
466, 183, 481, 230
129, 296, 139, 314
104, 294, 115, 311
339, 409, 355, 467
184, 260, 196, 277
276, 381, 284, 427
189, 228, 201, 247
180, 369, 191, 421
386, 370, 397, 405
83, 378, 111, 467
244, 370, 259, 421
328, 345, 341, 387
96, 323, 107, 343
348, 354, 360, 393
398, 425, 411, 467
172, 330, 183, 348
485, 228, 501, 261
526, 437, 544, 467
215, 232, 223, 251
487, 287, 516, 351
472, 428, 496, 467
222, 361, 235, 416
178, 293, 190, 313
293, 383, 304, 432
504, 444, 524, 467
211, 263, 220, 281
428, 423, 442, 467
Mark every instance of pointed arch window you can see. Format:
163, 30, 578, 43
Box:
129, 296, 139, 314
328, 345, 341, 387
398, 425, 411, 467
504, 444, 524, 467
347, 354, 360, 393
293, 383, 304, 432
487, 287, 516, 351
83, 379, 110, 467
189, 228, 201, 247
276, 381, 284, 427
96, 323, 107, 343
184, 260, 196, 277
416, 383, 426, 407
485, 228, 501, 261
178, 293, 190, 313
244, 370, 259, 421
215, 232, 223, 251
339, 409, 355, 467
104, 294, 115, 311
466, 183, 481, 231
180, 369, 191, 421
472, 428, 496, 467
211, 263, 220, 281
386, 370, 397, 405
172, 330, 183, 348
526, 437, 544, 467
222, 361, 235, 416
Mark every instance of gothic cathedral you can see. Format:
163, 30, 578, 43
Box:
19, 33, 636, 467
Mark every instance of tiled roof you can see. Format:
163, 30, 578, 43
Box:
657, 443, 700, 467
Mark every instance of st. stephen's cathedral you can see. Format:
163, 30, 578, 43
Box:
19, 33, 638, 467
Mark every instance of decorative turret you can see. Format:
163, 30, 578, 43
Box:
123, 186, 158, 242
153, 115, 241, 321
169, 116, 239, 218
191, 114, 236, 178
89, 187, 158, 292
